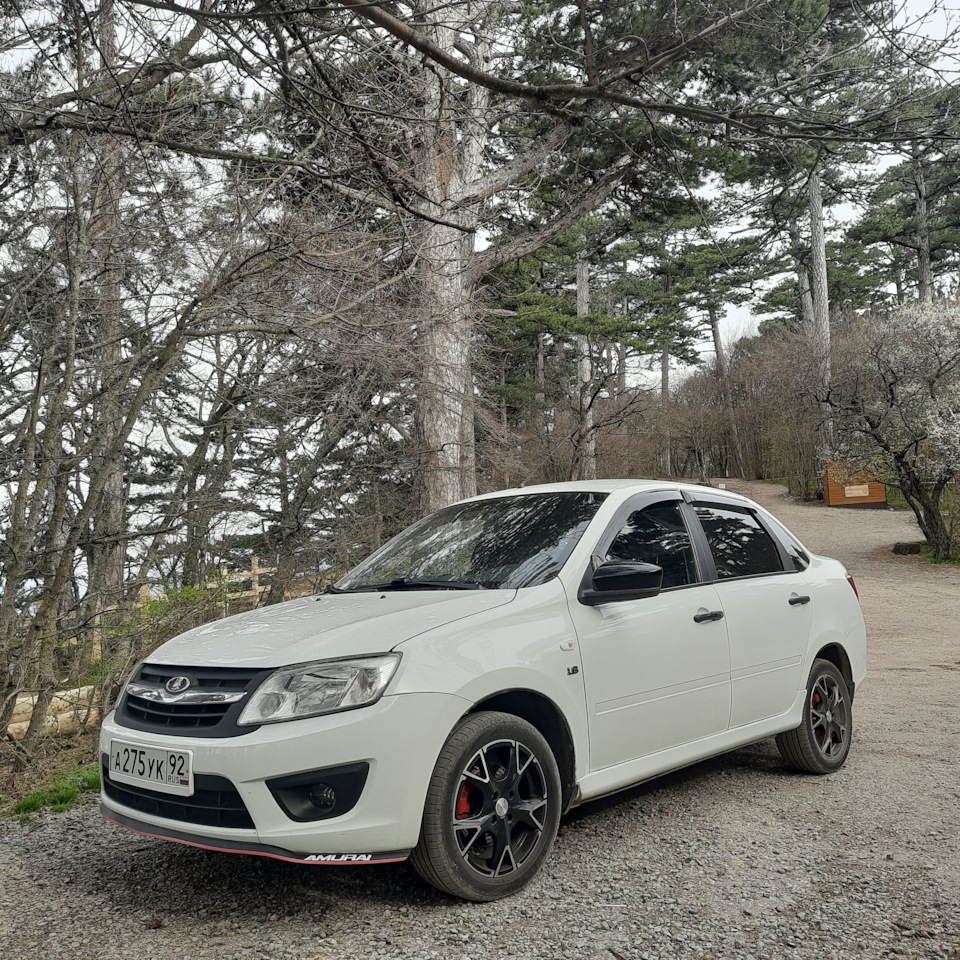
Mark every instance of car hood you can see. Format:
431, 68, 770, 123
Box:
147, 590, 517, 668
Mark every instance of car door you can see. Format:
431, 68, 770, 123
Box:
570, 493, 732, 772
691, 499, 814, 728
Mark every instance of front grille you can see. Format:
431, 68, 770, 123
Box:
116, 663, 270, 738
102, 757, 254, 829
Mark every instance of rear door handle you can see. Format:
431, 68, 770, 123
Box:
694, 610, 724, 623
789, 595, 811, 606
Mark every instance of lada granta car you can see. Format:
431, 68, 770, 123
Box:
101, 480, 866, 900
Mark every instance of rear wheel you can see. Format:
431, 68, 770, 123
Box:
776, 658, 852, 774
410, 711, 561, 901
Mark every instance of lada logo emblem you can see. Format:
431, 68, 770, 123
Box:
165, 676, 191, 693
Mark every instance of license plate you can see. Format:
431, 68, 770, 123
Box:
110, 740, 194, 796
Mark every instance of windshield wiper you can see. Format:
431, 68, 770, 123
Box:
344, 578, 486, 592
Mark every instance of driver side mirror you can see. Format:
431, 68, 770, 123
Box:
578, 561, 663, 606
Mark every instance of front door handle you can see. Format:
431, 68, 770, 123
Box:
789, 595, 811, 606
694, 610, 724, 623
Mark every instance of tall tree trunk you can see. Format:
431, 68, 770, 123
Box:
266, 448, 295, 605
415, 245, 474, 513
617, 293, 628, 396
912, 142, 933, 303
798, 264, 815, 325
807, 168, 833, 451
21, 455, 76, 744
89, 0, 129, 686
535, 334, 546, 408
499, 362, 510, 488
460, 357, 477, 499
574, 251, 597, 480
400, 3, 634, 511
790, 222, 816, 325
661, 345, 672, 477
531, 331, 547, 450
659, 257, 673, 477
708, 304, 743, 477
410, 3, 488, 514
181, 475, 208, 588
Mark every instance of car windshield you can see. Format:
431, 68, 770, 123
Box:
335, 492, 608, 591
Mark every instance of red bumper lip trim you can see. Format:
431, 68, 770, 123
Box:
101, 810, 409, 866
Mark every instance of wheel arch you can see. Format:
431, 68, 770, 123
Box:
814, 642, 855, 699
466, 690, 579, 813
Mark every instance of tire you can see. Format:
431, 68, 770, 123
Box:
410, 711, 562, 901
776, 658, 853, 774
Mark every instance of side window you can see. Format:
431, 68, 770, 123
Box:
605, 501, 698, 589
694, 504, 784, 579
763, 515, 811, 571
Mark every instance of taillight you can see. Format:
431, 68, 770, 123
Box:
847, 575, 859, 600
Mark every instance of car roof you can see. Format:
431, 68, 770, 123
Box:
463, 479, 754, 505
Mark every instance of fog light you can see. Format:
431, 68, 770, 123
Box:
267, 762, 369, 822
308, 783, 337, 813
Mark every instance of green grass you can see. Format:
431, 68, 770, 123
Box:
13, 792, 46, 816
9, 762, 100, 820
919, 543, 960, 566
883, 485, 913, 511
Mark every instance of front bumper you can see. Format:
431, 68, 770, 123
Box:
99, 691, 469, 858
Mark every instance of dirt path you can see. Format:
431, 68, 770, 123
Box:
1, 482, 958, 960
722, 480, 960, 673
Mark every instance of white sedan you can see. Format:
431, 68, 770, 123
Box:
100, 480, 865, 900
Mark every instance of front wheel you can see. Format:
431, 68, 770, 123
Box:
410, 711, 562, 901
776, 658, 853, 774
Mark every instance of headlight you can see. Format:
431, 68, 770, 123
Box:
238, 654, 400, 726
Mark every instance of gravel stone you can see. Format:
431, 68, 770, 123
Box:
1, 482, 958, 959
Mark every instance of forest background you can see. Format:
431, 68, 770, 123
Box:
2, 0, 960, 753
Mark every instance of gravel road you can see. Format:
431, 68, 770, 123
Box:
1, 482, 958, 960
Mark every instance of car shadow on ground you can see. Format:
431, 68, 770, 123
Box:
82, 827, 445, 918
79, 737, 799, 920
558, 736, 794, 825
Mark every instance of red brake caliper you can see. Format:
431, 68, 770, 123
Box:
456, 783, 475, 819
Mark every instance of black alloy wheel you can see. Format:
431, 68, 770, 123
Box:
452, 737, 548, 877
410, 711, 562, 901
776, 658, 853, 774
808, 671, 849, 760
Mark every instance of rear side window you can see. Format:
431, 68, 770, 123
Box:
605, 501, 698, 589
695, 504, 783, 579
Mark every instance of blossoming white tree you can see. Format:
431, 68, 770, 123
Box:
832, 302, 960, 560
